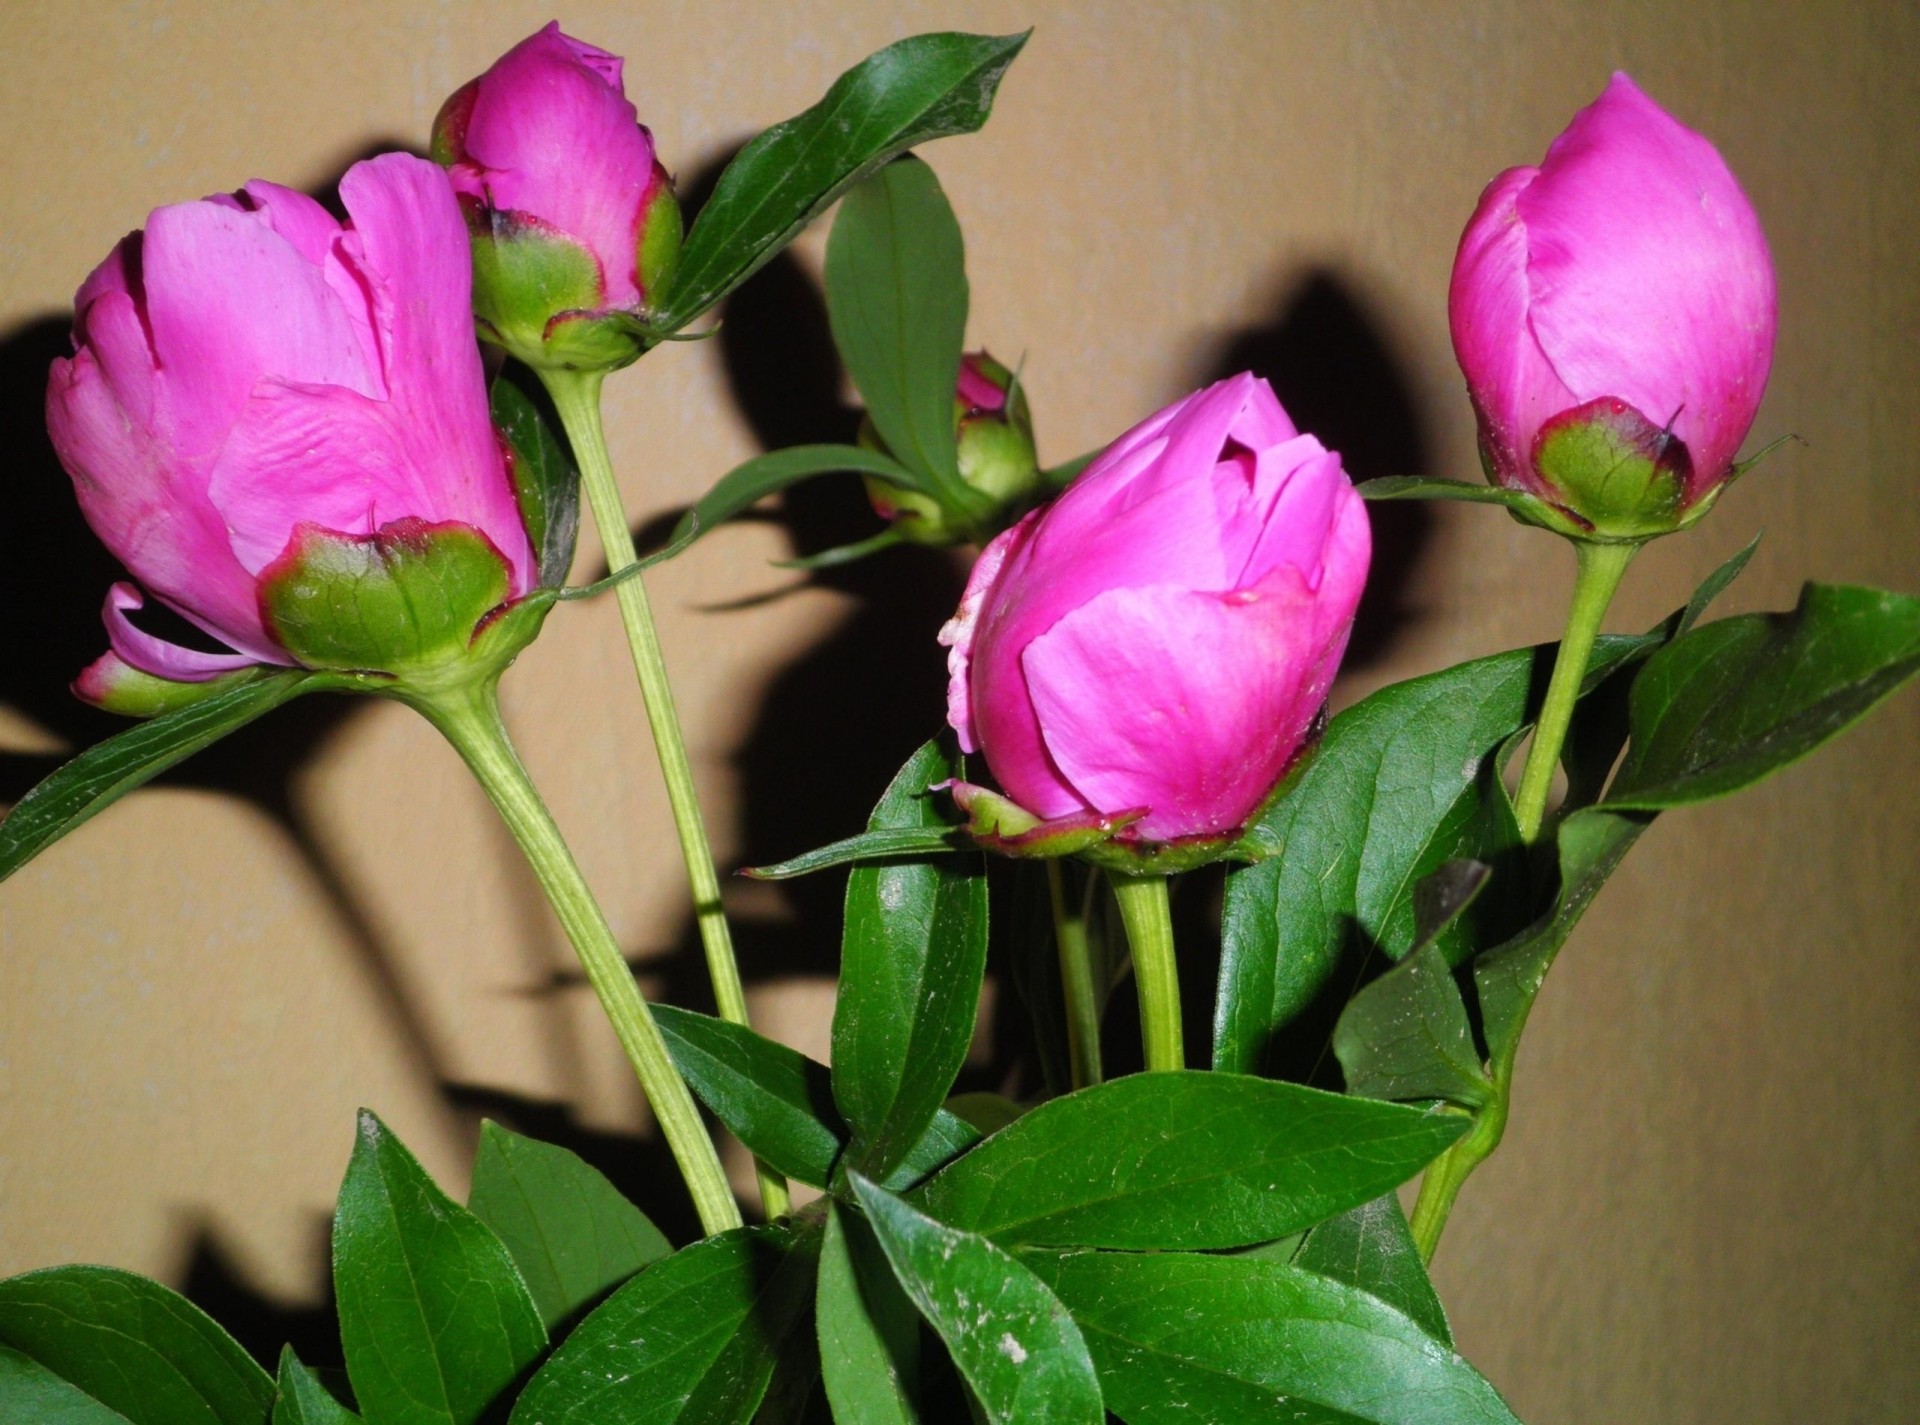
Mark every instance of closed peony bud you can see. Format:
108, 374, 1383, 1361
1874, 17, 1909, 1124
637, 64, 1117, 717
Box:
433, 22, 681, 372
940, 373, 1369, 866
1449, 73, 1776, 539
48, 154, 539, 710
862, 351, 1042, 544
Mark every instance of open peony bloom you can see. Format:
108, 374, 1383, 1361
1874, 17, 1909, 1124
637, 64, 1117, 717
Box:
941, 373, 1370, 848
1449, 73, 1776, 538
47, 153, 536, 707
433, 22, 681, 370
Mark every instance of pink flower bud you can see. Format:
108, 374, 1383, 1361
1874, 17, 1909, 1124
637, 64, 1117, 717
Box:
1449, 73, 1776, 537
941, 373, 1370, 846
433, 23, 681, 371
47, 154, 535, 700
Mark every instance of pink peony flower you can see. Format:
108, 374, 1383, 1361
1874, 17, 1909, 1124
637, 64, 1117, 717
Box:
941, 373, 1370, 844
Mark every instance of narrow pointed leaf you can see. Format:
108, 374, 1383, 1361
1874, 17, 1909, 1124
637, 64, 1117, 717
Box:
826, 156, 968, 494
1029, 1250, 1518, 1424
272, 1350, 359, 1425
656, 31, 1028, 331
0, 670, 320, 882
1293, 1196, 1451, 1346
851, 1178, 1103, 1425
333, 1112, 546, 1425
667, 444, 925, 554
833, 740, 990, 1178
467, 1122, 670, 1331
508, 1227, 816, 1425
910, 1072, 1465, 1249
819, 1203, 922, 1425
746, 825, 967, 881
0, 1266, 274, 1425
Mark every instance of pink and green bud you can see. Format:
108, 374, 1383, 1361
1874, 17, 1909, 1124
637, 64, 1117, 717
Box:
1449, 73, 1776, 540
47, 154, 540, 708
863, 351, 1042, 545
433, 23, 682, 373
941, 373, 1369, 863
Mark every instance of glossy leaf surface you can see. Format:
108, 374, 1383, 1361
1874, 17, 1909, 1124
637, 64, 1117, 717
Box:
333, 1112, 546, 1425
467, 1121, 670, 1331
0, 1347, 133, 1424
272, 1351, 359, 1425
1293, 1196, 1451, 1346
491, 362, 579, 587
911, 1072, 1464, 1249
819, 1203, 921, 1425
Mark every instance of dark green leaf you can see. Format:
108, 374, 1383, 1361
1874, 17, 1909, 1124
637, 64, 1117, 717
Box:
1294, 1196, 1451, 1347
0, 670, 320, 883
746, 825, 967, 881
273, 1350, 359, 1425
0, 1266, 274, 1425
653, 1005, 846, 1187
1606, 582, 1920, 809
942, 1092, 1025, 1136
667, 444, 925, 555
833, 740, 990, 1178
910, 1072, 1464, 1249
334, 1111, 546, 1425
819, 1203, 921, 1425
851, 1179, 1102, 1425
491, 361, 580, 587
655, 31, 1028, 331
1354, 476, 1540, 512
826, 157, 968, 499
467, 1121, 670, 1331
883, 1107, 984, 1192
1029, 1250, 1517, 1424
0, 1347, 132, 1424
508, 1226, 817, 1425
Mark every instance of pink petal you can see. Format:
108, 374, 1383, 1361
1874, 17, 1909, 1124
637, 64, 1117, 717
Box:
940, 517, 1028, 753
100, 583, 274, 681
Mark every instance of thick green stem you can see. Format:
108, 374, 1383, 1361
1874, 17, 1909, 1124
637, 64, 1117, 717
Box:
1047, 860, 1104, 1089
1407, 1032, 1521, 1263
414, 681, 742, 1236
543, 369, 788, 1220
1110, 873, 1183, 1072
1511, 539, 1639, 842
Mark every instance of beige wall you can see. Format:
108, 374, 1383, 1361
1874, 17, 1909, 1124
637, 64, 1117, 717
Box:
3, 2, 1916, 1419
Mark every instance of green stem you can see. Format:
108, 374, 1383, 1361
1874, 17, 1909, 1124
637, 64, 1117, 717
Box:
1511, 539, 1639, 842
1047, 861, 1104, 1089
1407, 1034, 1519, 1263
1110, 873, 1183, 1072
542, 369, 789, 1221
413, 680, 742, 1236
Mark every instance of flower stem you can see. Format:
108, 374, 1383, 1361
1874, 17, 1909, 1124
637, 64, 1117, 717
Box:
1510, 539, 1638, 842
1407, 1031, 1521, 1263
412, 680, 741, 1237
542, 369, 789, 1220
1110, 872, 1183, 1072
1047, 860, 1104, 1089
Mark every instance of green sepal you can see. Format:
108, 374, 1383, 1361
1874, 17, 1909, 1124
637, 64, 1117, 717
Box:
947, 780, 1146, 860
1533, 396, 1690, 538
78, 659, 282, 719
635, 181, 683, 304
466, 210, 633, 373
259, 518, 514, 677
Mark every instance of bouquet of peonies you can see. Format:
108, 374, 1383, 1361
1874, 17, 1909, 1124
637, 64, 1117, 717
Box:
2, 22, 1913, 1425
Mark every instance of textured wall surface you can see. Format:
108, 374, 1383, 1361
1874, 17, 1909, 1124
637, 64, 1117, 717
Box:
3, 3, 1916, 1419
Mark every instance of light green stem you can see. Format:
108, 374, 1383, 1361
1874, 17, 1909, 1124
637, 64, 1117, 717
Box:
543, 369, 789, 1221
1110, 873, 1183, 1072
1047, 861, 1104, 1089
1511, 539, 1639, 842
414, 681, 741, 1236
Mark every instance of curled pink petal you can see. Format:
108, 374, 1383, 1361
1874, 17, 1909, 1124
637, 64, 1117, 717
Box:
100, 584, 272, 681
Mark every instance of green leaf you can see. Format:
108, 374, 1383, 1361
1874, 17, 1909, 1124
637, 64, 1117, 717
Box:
491, 361, 580, 588
333, 1111, 546, 1425
745, 825, 967, 881
667, 444, 926, 554
884, 1107, 984, 1192
819, 1203, 922, 1425
0, 670, 319, 883
0, 1347, 133, 1424
833, 740, 990, 1179
652, 1005, 846, 1187
1029, 1250, 1518, 1424
0, 1265, 274, 1425
1293, 1196, 1451, 1347
910, 1072, 1465, 1249
850, 1178, 1103, 1425
1332, 861, 1495, 1109
467, 1121, 671, 1332
508, 1226, 817, 1425
826, 157, 968, 500
1606, 582, 1920, 809
1354, 476, 1540, 511
655, 31, 1028, 332
273, 1349, 360, 1425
